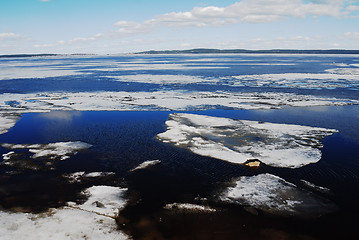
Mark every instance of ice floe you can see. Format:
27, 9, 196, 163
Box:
109, 74, 218, 84
164, 203, 216, 212
2, 141, 92, 161
0, 113, 21, 135
0, 91, 357, 113
230, 72, 359, 89
63, 172, 115, 183
68, 185, 127, 218
157, 113, 337, 168
130, 160, 161, 172
2, 151, 15, 161
0, 64, 88, 80
0, 185, 128, 240
220, 174, 336, 217
300, 180, 331, 194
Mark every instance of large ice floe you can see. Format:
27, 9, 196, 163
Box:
0, 185, 128, 240
157, 113, 337, 168
220, 174, 336, 217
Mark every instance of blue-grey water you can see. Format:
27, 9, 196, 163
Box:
1, 54, 359, 239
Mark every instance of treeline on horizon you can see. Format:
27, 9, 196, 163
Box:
0, 53, 93, 58
2, 49, 359, 58
137, 48, 359, 54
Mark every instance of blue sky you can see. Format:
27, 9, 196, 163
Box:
1, 0, 359, 54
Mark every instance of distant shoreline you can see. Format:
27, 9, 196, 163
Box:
2, 49, 359, 58
136, 48, 359, 55
0, 53, 95, 59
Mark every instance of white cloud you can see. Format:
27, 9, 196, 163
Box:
0, 32, 22, 41
28, 1, 358, 52
343, 32, 359, 39
346, 5, 359, 11
111, 0, 353, 36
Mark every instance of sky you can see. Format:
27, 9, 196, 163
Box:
1, 0, 359, 54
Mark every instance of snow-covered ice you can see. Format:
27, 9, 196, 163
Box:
220, 173, 336, 216
130, 160, 161, 171
0, 185, 128, 240
157, 113, 337, 168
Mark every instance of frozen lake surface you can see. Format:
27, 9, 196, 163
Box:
1, 54, 359, 239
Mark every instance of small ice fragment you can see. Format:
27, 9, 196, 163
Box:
62, 172, 85, 183
2, 151, 15, 161
130, 160, 161, 171
300, 180, 331, 193
84, 172, 115, 178
164, 203, 216, 212
63, 172, 115, 183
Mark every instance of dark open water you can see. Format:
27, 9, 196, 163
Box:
0, 106, 358, 239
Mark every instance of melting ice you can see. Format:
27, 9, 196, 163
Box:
0, 185, 128, 240
220, 173, 336, 217
157, 113, 337, 168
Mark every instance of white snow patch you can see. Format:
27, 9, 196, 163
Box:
221, 173, 335, 216
130, 160, 161, 172
2, 141, 92, 161
157, 113, 337, 168
0, 185, 128, 240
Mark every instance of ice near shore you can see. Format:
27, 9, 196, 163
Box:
157, 113, 337, 168
0, 186, 128, 240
